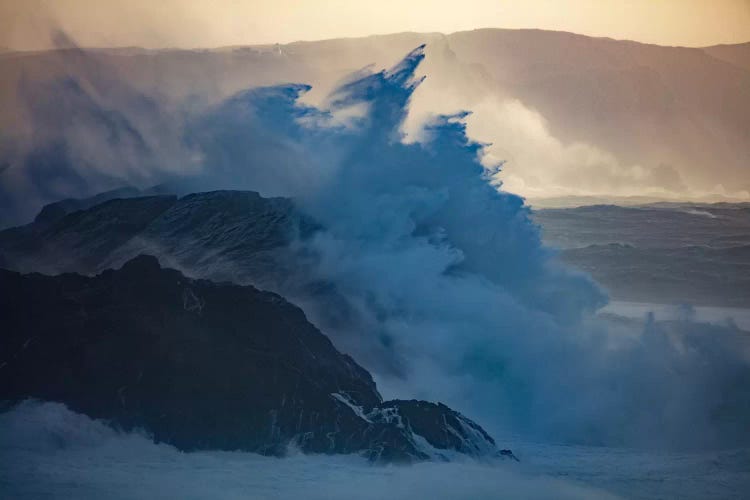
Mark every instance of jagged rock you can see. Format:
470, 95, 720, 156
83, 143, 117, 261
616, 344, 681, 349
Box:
0, 189, 371, 364
0, 195, 179, 274
331, 396, 513, 461
104, 190, 320, 289
0, 189, 369, 365
0, 191, 315, 292
32, 187, 144, 229
0, 255, 507, 463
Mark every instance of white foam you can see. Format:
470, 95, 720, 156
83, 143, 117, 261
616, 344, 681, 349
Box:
0, 401, 623, 500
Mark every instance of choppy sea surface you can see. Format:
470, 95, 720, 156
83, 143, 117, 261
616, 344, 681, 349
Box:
602, 302, 750, 331
1, 401, 748, 500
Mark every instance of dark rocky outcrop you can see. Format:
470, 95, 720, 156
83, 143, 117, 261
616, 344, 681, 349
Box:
0, 190, 315, 292
0, 194, 179, 273
0, 189, 367, 364
0, 255, 508, 462
32, 187, 145, 229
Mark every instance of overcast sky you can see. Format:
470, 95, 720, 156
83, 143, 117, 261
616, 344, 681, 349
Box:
2, 0, 750, 50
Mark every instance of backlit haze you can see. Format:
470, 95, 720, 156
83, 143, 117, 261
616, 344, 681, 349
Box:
1, 0, 749, 212
3, 0, 750, 50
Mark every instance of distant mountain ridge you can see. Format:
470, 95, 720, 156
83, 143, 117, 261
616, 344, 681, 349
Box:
1, 28, 748, 227
703, 42, 750, 72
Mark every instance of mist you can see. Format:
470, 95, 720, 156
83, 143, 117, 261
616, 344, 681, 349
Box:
0, 400, 622, 500
1, 38, 750, 454
3, 29, 750, 229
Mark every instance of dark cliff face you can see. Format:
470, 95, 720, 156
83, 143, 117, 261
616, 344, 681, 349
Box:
0, 189, 370, 368
0, 190, 336, 326
0, 256, 505, 462
0, 194, 179, 274
0, 190, 315, 284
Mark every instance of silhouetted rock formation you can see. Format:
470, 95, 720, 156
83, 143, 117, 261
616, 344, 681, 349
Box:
0, 191, 315, 285
0, 255, 508, 462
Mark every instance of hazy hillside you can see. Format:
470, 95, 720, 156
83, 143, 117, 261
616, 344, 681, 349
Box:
1, 29, 749, 227
703, 42, 750, 72
447, 29, 750, 196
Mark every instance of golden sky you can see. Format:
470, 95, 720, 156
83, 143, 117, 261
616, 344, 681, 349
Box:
2, 0, 750, 50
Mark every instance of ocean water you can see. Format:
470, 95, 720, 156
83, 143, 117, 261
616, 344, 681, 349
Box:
1, 401, 748, 499
2, 45, 749, 500
602, 302, 750, 331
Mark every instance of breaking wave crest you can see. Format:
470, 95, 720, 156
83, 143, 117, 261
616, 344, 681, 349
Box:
3, 45, 750, 452
187, 46, 750, 449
